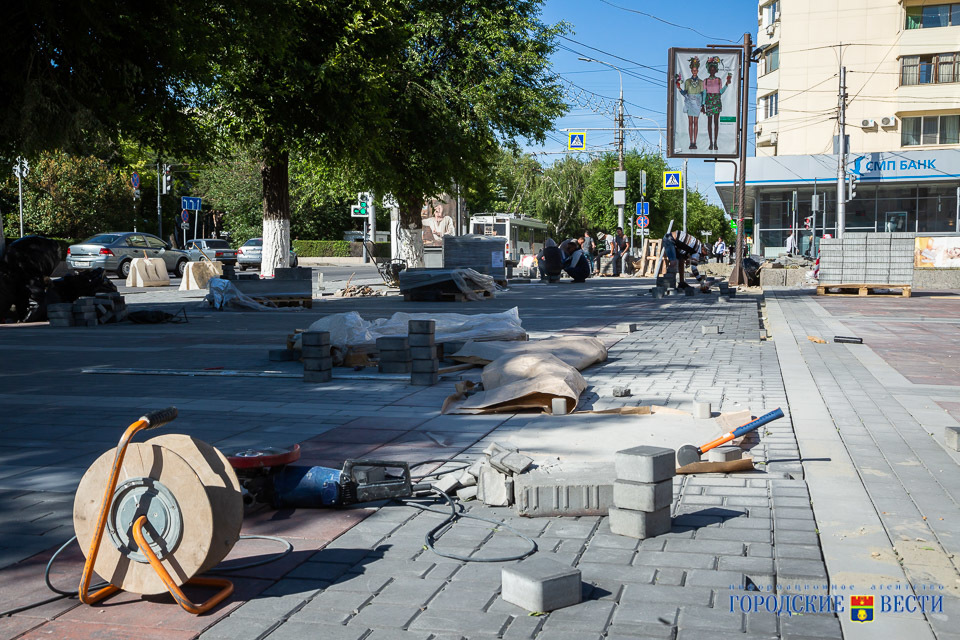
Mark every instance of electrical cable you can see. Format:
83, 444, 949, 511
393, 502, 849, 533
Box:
0, 533, 292, 618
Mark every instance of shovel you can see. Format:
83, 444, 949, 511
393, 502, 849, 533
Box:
676, 407, 785, 467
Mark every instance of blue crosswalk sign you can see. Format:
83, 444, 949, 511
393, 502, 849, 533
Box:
663, 171, 682, 190
567, 132, 586, 150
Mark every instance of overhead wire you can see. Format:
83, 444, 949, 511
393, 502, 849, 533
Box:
597, 0, 739, 43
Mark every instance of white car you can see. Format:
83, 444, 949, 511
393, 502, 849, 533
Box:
237, 238, 298, 270
184, 239, 238, 265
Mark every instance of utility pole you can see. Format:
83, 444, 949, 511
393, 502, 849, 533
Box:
617, 80, 625, 231
14, 156, 28, 238
682, 158, 688, 233
368, 191, 376, 262
730, 32, 752, 286
157, 162, 163, 239
837, 66, 848, 238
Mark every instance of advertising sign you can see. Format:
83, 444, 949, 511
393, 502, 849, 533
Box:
421, 193, 458, 248
915, 236, 960, 268
667, 48, 742, 159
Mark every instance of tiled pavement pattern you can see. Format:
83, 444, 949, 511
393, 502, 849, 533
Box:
768, 290, 960, 639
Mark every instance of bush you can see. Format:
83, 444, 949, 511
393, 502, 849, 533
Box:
292, 240, 391, 258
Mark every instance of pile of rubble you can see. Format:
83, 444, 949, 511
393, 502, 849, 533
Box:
432, 442, 533, 507
334, 284, 384, 297
47, 293, 128, 327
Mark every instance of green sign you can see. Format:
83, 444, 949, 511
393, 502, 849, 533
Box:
720, 116, 737, 123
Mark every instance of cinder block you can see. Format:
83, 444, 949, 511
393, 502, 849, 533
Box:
693, 401, 712, 419
456, 485, 478, 501
433, 473, 461, 495
410, 346, 437, 360
411, 371, 439, 386
615, 446, 675, 483
47, 303, 73, 313
483, 442, 515, 457
479, 467, 514, 506
613, 387, 631, 398
408, 333, 436, 347
707, 446, 743, 463
608, 506, 672, 539
617, 323, 638, 333
302, 331, 330, 347
377, 336, 409, 351
513, 462, 615, 517
458, 470, 477, 487
612, 479, 672, 512
304, 369, 332, 383
301, 344, 330, 358
466, 460, 485, 478
551, 398, 569, 415
945, 427, 960, 452
501, 557, 582, 612
701, 326, 719, 335
411, 359, 439, 373
269, 348, 300, 362
379, 361, 412, 374
408, 319, 436, 334
377, 348, 411, 363
303, 357, 333, 371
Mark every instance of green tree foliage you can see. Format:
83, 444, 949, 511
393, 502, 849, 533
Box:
531, 155, 591, 237
1, 152, 131, 239
195, 150, 263, 246
467, 149, 543, 218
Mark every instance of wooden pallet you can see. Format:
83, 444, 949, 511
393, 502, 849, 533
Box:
816, 283, 911, 298
252, 295, 314, 308
403, 289, 493, 302
637, 239, 666, 277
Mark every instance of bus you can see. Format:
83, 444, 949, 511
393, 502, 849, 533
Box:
468, 213, 551, 264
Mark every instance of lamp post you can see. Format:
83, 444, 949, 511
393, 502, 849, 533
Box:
578, 57, 626, 230
13, 157, 29, 238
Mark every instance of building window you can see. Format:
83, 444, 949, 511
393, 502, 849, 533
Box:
761, 45, 780, 75
762, 92, 779, 119
906, 3, 960, 29
762, 1, 779, 27
902, 115, 960, 145
901, 52, 959, 85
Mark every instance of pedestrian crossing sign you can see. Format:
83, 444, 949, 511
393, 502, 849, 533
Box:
568, 132, 586, 150
663, 171, 682, 190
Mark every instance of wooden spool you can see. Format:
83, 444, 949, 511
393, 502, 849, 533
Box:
73, 436, 242, 595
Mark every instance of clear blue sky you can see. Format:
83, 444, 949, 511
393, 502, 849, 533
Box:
526, 0, 758, 205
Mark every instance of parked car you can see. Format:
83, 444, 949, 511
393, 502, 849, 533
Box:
67, 232, 189, 279
237, 238, 299, 270
184, 238, 238, 266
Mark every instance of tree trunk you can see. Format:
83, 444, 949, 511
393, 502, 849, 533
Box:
397, 194, 424, 268
260, 147, 291, 278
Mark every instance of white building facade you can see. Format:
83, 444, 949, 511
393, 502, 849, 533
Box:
716, 0, 960, 253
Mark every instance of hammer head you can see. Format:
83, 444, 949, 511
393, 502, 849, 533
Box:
676, 444, 701, 468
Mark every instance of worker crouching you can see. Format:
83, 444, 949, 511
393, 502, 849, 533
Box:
662, 230, 705, 289
538, 238, 591, 284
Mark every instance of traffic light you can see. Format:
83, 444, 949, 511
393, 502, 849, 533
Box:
847, 173, 859, 201
356, 192, 372, 217
804, 216, 813, 230
162, 164, 173, 194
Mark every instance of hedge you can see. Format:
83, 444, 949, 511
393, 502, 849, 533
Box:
293, 240, 391, 258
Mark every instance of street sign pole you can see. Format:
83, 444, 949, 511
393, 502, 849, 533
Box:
157, 162, 163, 240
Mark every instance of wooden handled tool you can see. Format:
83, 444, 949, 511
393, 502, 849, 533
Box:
675, 407, 785, 467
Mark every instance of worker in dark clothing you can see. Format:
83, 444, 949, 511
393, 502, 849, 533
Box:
560, 240, 590, 283
538, 239, 564, 283
662, 230, 706, 289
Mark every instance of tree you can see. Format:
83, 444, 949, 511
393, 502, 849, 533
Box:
195, 150, 263, 246
200, 2, 401, 276
356, 0, 568, 267
532, 155, 589, 238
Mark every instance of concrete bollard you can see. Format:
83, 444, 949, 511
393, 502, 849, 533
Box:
693, 401, 712, 419
551, 398, 569, 415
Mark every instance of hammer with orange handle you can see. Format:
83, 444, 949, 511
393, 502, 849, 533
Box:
676, 407, 784, 467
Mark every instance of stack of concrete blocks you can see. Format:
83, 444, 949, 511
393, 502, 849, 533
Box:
409, 320, 439, 386
433, 442, 533, 507
609, 446, 674, 539
302, 331, 332, 383
48, 293, 128, 327
819, 232, 915, 285
377, 336, 411, 374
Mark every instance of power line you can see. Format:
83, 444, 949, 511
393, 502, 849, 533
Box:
556, 36, 667, 76
598, 0, 739, 43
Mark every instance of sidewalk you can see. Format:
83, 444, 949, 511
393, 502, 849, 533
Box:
0, 280, 958, 639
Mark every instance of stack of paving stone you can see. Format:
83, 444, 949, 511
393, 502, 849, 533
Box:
819, 232, 914, 285
377, 336, 411, 374
302, 331, 332, 383
408, 320, 438, 385
432, 442, 533, 508
608, 445, 674, 539
47, 293, 128, 327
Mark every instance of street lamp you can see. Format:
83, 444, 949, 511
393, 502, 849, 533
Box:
13, 157, 29, 238
578, 57, 626, 230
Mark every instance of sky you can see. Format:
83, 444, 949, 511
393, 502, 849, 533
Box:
526, 0, 759, 205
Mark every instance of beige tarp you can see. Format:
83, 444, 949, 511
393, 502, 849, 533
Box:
449, 336, 607, 371
442, 353, 585, 415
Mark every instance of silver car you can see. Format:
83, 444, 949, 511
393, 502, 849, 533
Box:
184, 238, 238, 266
237, 238, 299, 270
67, 232, 190, 279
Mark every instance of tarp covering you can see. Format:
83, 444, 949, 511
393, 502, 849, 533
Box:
205, 278, 273, 310
294, 307, 526, 352
449, 336, 607, 371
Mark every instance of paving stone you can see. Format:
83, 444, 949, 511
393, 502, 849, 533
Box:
291, 590, 375, 623
264, 622, 367, 640
619, 583, 713, 607
199, 614, 280, 640
653, 567, 685, 586
578, 546, 635, 565
663, 539, 745, 556
717, 556, 775, 575
346, 602, 423, 630
408, 610, 511, 635
609, 506, 671, 539
541, 598, 615, 630
779, 612, 842, 639
374, 577, 446, 606
606, 621, 677, 639
634, 550, 718, 570
677, 606, 744, 631
615, 446, 676, 483
613, 478, 673, 512
501, 556, 581, 612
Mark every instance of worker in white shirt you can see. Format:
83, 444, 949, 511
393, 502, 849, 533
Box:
713, 238, 726, 263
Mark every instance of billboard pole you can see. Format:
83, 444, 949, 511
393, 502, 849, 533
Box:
729, 32, 752, 287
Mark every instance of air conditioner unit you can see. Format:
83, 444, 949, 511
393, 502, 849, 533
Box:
768, 132, 778, 146
754, 124, 764, 135
765, 24, 776, 36
880, 115, 898, 127
758, 132, 778, 147
860, 118, 876, 128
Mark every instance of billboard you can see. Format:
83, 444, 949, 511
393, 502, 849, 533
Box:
421, 193, 459, 247
915, 236, 960, 268
667, 48, 742, 159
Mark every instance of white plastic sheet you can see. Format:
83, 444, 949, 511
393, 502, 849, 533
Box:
205, 278, 273, 310
294, 307, 526, 351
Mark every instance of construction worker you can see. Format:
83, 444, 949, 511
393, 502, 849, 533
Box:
662, 229, 706, 289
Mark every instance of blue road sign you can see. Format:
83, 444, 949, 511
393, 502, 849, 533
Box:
636, 215, 649, 229
131, 172, 140, 189
181, 210, 190, 223
663, 171, 682, 190
567, 132, 586, 150
181, 196, 202, 210
635, 201, 649, 217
